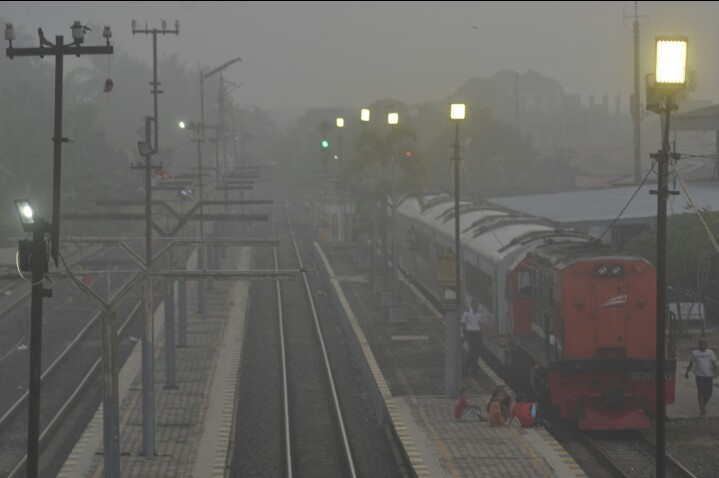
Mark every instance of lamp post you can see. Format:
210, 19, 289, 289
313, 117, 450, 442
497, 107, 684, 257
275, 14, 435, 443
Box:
5, 23, 113, 477
13, 201, 51, 478
648, 35, 687, 478
179, 120, 207, 314
387, 113, 399, 304
361, 109, 375, 279
131, 20, 179, 154
448, 103, 465, 398
336, 117, 345, 241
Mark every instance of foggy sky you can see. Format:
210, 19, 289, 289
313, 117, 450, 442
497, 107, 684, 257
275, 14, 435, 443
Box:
3, 1, 719, 118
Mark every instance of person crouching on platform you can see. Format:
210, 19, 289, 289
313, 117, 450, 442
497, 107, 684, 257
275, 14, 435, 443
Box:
454, 388, 483, 421
486, 384, 516, 427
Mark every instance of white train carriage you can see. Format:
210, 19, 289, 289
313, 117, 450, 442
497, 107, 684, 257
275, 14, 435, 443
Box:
395, 194, 590, 365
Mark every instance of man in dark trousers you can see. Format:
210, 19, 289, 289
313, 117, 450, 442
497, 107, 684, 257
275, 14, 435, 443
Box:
461, 299, 482, 376
685, 337, 717, 415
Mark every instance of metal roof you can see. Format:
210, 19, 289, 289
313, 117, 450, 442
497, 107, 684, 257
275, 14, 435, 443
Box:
672, 104, 719, 131
487, 180, 719, 228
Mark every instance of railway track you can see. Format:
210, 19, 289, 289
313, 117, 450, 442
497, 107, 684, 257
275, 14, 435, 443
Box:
0, 240, 178, 477
278, 199, 357, 477
229, 171, 403, 477
578, 430, 698, 478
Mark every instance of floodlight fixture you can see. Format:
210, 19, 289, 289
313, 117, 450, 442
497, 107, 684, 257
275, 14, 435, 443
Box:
361, 108, 370, 122
388, 112, 398, 125
137, 140, 153, 156
655, 35, 688, 93
178, 121, 186, 129
450, 103, 466, 121
336, 117, 344, 128
15, 199, 36, 232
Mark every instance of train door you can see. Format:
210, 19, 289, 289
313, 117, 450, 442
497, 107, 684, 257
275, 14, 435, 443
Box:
511, 265, 533, 335
593, 268, 629, 356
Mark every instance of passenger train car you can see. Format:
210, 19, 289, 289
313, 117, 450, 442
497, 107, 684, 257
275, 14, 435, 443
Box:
395, 194, 675, 430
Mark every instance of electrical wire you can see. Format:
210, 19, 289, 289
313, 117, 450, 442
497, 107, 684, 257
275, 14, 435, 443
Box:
58, 250, 94, 295
596, 159, 656, 243
674, 168, 719, 254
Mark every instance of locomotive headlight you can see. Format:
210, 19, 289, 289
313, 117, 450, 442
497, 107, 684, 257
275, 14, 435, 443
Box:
611, 265, 623, 277
596, 265, 609, 276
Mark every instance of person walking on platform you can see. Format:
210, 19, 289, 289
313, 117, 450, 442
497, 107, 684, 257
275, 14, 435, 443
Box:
685, 337, 717, 415
453, 388, 483, 421
461, 299, 482, 377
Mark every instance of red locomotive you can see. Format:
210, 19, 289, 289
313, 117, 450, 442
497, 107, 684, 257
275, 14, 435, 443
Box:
396, 195, 675, 430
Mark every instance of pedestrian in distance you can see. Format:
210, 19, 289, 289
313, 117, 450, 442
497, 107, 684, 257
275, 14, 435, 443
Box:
461, 299, 482, 377
453, 387, 483, 421
685, 337, 717, 416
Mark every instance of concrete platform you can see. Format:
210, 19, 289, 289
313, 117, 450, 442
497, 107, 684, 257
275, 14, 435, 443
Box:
314, 242, 587, 478
58, 247, 251, 478
55, 236, 718, 478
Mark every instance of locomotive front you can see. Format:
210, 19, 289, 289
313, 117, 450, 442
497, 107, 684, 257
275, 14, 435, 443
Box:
544, 248, 676, 430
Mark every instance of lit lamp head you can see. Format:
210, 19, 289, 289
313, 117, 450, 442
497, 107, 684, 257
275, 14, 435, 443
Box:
178, 121, 186, 129
387, 112, 398, 126
654, 35, 688, 96
450, 103, 466, 121
336, 117, 344, 128
15, 200, 36, 232
361, 108, 370, 122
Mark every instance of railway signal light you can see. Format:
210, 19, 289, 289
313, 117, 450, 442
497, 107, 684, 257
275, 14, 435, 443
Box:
321, 139, 329, 149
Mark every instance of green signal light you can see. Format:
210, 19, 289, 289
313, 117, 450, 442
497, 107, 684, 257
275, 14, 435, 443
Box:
321, 140, 329, 148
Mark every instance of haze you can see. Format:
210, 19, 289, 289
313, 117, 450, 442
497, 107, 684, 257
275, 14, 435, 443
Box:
4, 1, 719, 119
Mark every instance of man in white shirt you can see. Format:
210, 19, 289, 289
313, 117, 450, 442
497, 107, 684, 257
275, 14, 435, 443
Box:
461, 299, 482, 377
685, 337, 717, 415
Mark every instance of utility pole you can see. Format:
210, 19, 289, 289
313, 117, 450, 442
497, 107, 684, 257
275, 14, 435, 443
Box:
131, 20, 179, 154
202, 58, 241, 270
130, 26, 179, 454
129, 116, 163, 457
626, 2, 646, 184
5, 23, 113, 478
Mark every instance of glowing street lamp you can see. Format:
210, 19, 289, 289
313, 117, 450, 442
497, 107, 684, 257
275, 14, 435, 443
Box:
446, 103, 466, 397
655, 36, 688, 92
387, 112, 399, 303
361, 108, 370, 123
649, 34, 687, 478
15, 199, 36, 232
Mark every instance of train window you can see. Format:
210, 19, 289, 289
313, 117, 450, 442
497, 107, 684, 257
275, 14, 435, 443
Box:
517, 270, 531, 298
